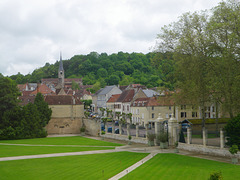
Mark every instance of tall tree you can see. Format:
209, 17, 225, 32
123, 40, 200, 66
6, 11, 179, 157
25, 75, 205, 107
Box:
207, 0, 240, 118
34, 93, 52, 127
157, 11, 211, 128
0, 77, 21, 122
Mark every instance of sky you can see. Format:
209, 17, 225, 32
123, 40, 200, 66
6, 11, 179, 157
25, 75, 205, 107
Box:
0, 0, 221, 76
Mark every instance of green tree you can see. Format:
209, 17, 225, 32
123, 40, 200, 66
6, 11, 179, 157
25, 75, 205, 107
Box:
34, 93, 52, 127
81, 100, 92, 109
72, 80, 80, 90
207, 0, 240, 118
156, 10, 212, 129
0, 77, 21, 122
97, 68, 108, 78
106, 75, 120, 85
225, 114, 240, 148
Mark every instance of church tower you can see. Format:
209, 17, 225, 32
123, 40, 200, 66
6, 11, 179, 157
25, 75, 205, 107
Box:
58, 52, 64, 89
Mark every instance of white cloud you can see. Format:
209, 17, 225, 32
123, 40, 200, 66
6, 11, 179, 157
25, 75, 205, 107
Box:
0, 0, 221, 76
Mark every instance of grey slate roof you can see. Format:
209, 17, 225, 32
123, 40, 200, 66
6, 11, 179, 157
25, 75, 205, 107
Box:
143, 89, 160, 97
98, 86, 116, 95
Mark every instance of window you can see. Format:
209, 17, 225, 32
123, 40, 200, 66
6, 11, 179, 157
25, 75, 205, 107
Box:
181, 112, 187, 118
152, 113, 155, 119
169, 106, 171, 110
123, 105, 124, 111
137, 109, 139, 115
192, 112, 198, 117
212, 106, 215, 112
152, 106, 154, 110
142, 113, 144, 119
127, 105, 129, 111
205, 106, 210, 112
205, 112, 210, 118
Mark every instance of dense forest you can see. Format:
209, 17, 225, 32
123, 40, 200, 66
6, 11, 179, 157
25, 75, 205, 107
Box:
8, 52, 176, 90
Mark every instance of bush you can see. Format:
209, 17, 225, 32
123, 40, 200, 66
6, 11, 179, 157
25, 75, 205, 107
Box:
229, 145, 239, 155
147, 133, 156, 141
225, 114, 240, 148
157, 132, 168, 142
208, 171, 222, 180
128, 135, 132, 140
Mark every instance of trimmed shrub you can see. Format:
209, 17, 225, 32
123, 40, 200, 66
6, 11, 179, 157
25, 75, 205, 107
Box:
225, 114, 240, 148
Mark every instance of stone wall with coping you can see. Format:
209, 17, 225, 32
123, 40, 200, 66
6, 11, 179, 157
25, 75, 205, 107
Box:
178, 142, 240, 158
103, 133, 148, 144
83, 118, 100, 136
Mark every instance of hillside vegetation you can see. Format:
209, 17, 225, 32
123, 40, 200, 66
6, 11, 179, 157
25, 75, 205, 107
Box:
9, 52, 175, 90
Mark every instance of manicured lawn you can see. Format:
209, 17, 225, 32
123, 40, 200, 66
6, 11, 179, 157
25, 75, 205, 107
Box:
0, 136, 123, 146
121, 154, 240, 180
0, 152, 148, 180
0, 145, 114, 157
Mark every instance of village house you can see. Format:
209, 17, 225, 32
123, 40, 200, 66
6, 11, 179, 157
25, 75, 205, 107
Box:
92, 85, 122, 113
131, 96, 174, 126
45, 95, 84, 134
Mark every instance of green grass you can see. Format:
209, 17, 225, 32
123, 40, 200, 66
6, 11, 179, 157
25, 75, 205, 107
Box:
0, 136, 123, 146
0, 152, 148, 180
121, 154, 240, 180
0, 145, 114, 157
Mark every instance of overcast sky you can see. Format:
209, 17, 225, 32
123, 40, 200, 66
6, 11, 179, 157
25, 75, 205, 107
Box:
0, 0, 221, 76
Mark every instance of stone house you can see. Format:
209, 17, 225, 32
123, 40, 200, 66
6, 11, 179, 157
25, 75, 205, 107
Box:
106, 94, 121, 112
92, 85, 122, 114
131, 97, 174, 126
175, 103, 222, 122
114, 89, 135, 114
45, 95, 84, 134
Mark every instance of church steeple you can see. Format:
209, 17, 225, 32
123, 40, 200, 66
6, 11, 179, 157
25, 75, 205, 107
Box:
58, 52, 64, 89
59, 51, 64, 72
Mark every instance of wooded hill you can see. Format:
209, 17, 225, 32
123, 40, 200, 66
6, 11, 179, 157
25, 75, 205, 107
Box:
9, 52, 176, 90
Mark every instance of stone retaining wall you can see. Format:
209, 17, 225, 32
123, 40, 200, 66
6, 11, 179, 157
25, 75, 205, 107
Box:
83, 118, 100, 136
103, 133, 148, 144
46, 118, 82, 134
178, 142, 240, 158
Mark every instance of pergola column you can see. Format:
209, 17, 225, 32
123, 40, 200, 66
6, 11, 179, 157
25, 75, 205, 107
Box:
136, 124, 139, 137
112, 121, 115, 135
220, 128, 225, 149
203, 127, 208, 146
127, 123, 130, 137
187, 127, 192, 144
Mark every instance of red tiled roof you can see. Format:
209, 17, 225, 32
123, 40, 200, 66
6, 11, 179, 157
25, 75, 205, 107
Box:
31, 84, 55, 95
116, 89, 135, 103
19, 96, 35, 106
119, 85, 128, 91
45, 95, 83, 105
17, 84, 27, 91
107, 94, 121, 103
22, 91, 33, 96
